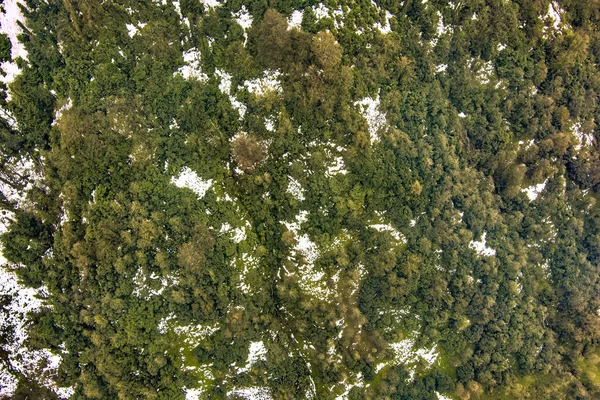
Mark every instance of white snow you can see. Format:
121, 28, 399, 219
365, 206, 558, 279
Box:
0, 157, 43, 211
522, 179, 547, 201
237, 341, 267, 373
287, 176, 305, 201
313, 3, 330, 20
388, 338, 439, 381
436, 11, 450, 36
470, 58, 494, 85
572, 121, 594, 150
233, 252, 258, 294
469, 232, 496, 257
177, 49, 209, 81
355, 93, 387, 144
370, 223, 405, 244
543, 1, 570, 37
374, 11, 393, 34
199, 0, 222, 10
216, 68, 232, 94
325, 154, 347, 177
53, 98, 72, 125
264, 116, 276, 132
132, 268, 180, 298
435, 64, 447, 73
171, 167, 213, 199
172, 1, 182, 17
185, 388, 204, 400
282, 211, 336, 299
233, 5, 253, 43
216, 69, 247, 118
547, 1, 563, 30
243, 70, 282, 95
436, 392, 452, 400
157, 313, 175, 334
0, 0, 28, 91
288, 10, 304, 29
173, 323, 219, 347
126, 23, 138, 37
219, 222, 246, 243
0, 221, 69, 398
228, 387, 272, 400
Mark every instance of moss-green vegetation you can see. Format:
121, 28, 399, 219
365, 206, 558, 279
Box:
1, 0, 600, 398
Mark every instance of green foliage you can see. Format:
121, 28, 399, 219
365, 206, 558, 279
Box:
1, 0, 600, 398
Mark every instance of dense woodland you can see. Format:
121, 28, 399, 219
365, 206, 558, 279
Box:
1, 0, 600, 398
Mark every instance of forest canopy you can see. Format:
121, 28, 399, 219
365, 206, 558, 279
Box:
1, 0, 600, 399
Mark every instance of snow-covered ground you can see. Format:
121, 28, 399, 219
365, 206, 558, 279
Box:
378, 337, 439, 381
543, 1, 570, 38
470, 232, 496, 257
228, 386, 272, 400
281, 211, 349, 300
216, 69, 247, 119
132, 268, 180, 299
572, 121, 594, 151
171, 167, 213, 198
288, 10, 303, 29
0, 0, 28, 93
355, 93, 387, 145
236, 341, 267, 374
233, 5, 253, 43
522, 179, 547, 201
287, 176, 305, 201
177, 49, 209, 81
243, 70, 282, 96
370, 223, 406, 244
0, 221, 72, 398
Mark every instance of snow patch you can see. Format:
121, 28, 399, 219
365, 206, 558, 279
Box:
228, 387, 272, 400
388, 339, 439, 381
132, 268, 179, 299
126, 22, 146, 38
370, 223, 406, 244
435, 64, 447, 73
177, 49, 208, 81
572, 121, 594, 151
436, 392, 453, 400
282, 211, 335, 299
199, 0, 222, 10
288, 10, 304, 29
233, 252, 259, 294
233, 5, 253, 43
374, 11, 393, 34
53, 98, 72, 125
287, 176, 305, 201
1, 219, 69, 398
0, 0, 28, 91
216, 69, 246, 118
522, 179, 547, 201
264, 116, 276, 132
173, 323, 219, 347
470, 232, 496, 257
470, 58, 494, 85
243, 70, 282, 95
185, 388, 204, 400
219, 222, 246, 243
0, 157, 43, 211
171, 167, 213, 199
313, 3, 330, 20
237, 341, 267, 374
355, 93, 387, 145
